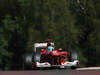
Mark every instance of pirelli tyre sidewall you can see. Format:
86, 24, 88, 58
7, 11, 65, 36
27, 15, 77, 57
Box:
23, 53, 33, 70
70, 51, 79, 70
33, 52, 41, 63
70, 51, 78, 62
23, 52, 41, 70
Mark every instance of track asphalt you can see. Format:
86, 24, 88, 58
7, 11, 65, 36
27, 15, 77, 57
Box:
0, 67, 100, 75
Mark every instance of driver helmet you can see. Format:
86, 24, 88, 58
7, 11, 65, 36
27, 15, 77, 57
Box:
47, 46, 54, 51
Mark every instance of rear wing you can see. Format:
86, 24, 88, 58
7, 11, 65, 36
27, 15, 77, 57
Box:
34, 43, 54, 52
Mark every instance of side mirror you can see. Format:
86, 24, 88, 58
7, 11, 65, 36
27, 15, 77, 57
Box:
58, 48, 62, 51
41, 49, 45, 52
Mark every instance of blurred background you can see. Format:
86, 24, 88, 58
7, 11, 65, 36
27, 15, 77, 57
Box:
0, 0, 100, 70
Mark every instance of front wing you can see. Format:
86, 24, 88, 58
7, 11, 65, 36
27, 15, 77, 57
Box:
35, 60, 79, 68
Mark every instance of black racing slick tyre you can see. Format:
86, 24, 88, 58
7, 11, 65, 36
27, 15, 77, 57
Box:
32, 52, 41, 69
70, 51, 79, 70
33, 52, 41, 63
70, 51, 78, 62
23, 53, 33, 70
23, 52, 41, 70
71, 62, 79, 70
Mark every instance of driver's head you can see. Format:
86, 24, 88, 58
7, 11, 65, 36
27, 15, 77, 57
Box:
47, 46, 54, 51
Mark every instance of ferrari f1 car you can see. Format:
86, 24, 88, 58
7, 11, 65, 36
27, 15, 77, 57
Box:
22, 43, 79, 70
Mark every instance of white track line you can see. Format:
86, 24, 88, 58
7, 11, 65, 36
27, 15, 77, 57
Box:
77, 67, 100, 70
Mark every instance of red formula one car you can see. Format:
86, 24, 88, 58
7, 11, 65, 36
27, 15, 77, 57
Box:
23, 43, 79, 70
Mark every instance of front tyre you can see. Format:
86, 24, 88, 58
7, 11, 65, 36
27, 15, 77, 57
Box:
71, 62, 79, 70
70, 51, 79, 70
70, 51, 78, 62
23, 53, 33, 70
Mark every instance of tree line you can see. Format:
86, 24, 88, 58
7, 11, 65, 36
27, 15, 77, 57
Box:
0, 0, 100, 70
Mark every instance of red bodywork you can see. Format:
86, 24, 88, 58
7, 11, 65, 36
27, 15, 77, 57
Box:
41, 49, 70, 65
